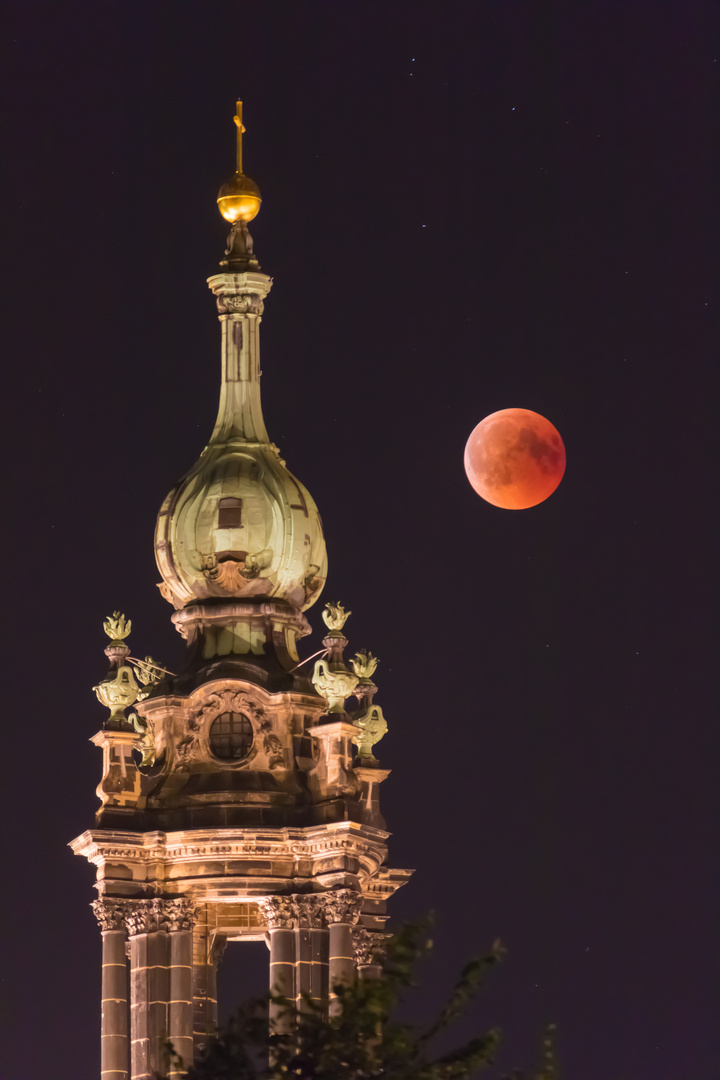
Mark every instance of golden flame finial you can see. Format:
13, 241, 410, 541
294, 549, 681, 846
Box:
217, 99, 262, 224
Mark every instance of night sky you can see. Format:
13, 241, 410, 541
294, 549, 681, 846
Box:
2, 4, 717, 1079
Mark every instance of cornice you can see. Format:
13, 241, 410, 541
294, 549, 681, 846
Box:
70, 822, 391, 867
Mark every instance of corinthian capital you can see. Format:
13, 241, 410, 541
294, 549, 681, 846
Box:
164, 898, 197, 932
353, 927, 388, 966
122, 897, 197, 936
257, 895, 297, 930
323, 889, 362, 926
292, 895, 326, 929
91, 898, 128, 932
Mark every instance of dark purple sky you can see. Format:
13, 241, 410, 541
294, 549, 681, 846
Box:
2, 3, 717, 1078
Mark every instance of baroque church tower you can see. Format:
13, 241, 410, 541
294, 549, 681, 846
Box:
71, 103, 411, 1080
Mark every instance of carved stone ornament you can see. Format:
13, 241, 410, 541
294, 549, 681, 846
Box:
323, 889, 362, 926
257, 894, 327, 930
200, 549, 273, 591
293, 895, 327, 929
124, 897, 197, 936
353, 928, 388, 966
178, 689, 264, 764
216, 293, 265, 316
164, 898, 198, 932
91, 898, 128, 933
263, 732, 285, 769
130, 710, 156, 768
257, 895, 297, 931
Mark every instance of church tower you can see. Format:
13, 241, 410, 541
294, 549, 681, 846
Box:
71, 103, 411, 1080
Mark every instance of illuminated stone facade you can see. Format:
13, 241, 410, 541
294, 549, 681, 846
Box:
71, 108, 410, 1080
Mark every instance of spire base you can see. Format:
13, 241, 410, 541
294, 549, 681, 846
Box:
220, 221, 261, 272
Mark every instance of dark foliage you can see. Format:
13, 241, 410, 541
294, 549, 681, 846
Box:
165, 922, 556, 1080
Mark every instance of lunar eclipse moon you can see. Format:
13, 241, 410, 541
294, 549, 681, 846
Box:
464, 408, 566, 509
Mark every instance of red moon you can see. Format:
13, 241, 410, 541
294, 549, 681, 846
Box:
464, 408, 566, 509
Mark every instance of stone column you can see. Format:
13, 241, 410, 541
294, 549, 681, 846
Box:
324, 890, 362, 1014
292, 896, 328, 1014
353, 928, 387, 981
125, 900, 171, 1080
92, 899, 130, 1080
165, 899, 197, 1079
257, 896, 297, 1033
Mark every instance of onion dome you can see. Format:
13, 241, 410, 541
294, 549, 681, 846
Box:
154, 104, 327, 618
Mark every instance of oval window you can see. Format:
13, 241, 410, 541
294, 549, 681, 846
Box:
209, 711, 254, 760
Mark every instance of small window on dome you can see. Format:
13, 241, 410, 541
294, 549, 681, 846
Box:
218, 497, 243, 529
209, 712, 254, 760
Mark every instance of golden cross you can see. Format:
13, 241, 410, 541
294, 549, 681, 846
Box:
233, 100, 246, 174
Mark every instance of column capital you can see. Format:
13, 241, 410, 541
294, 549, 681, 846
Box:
292, 894, 326, 929
257, 895, 297, 930
91, 898, 128, 932
353, 927, 388, 966
323, 888, 362, 926
123, 897, 197, 936
258, 893, 327, 930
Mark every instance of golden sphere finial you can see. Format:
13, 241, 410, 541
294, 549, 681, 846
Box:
217, 101, 262, 223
